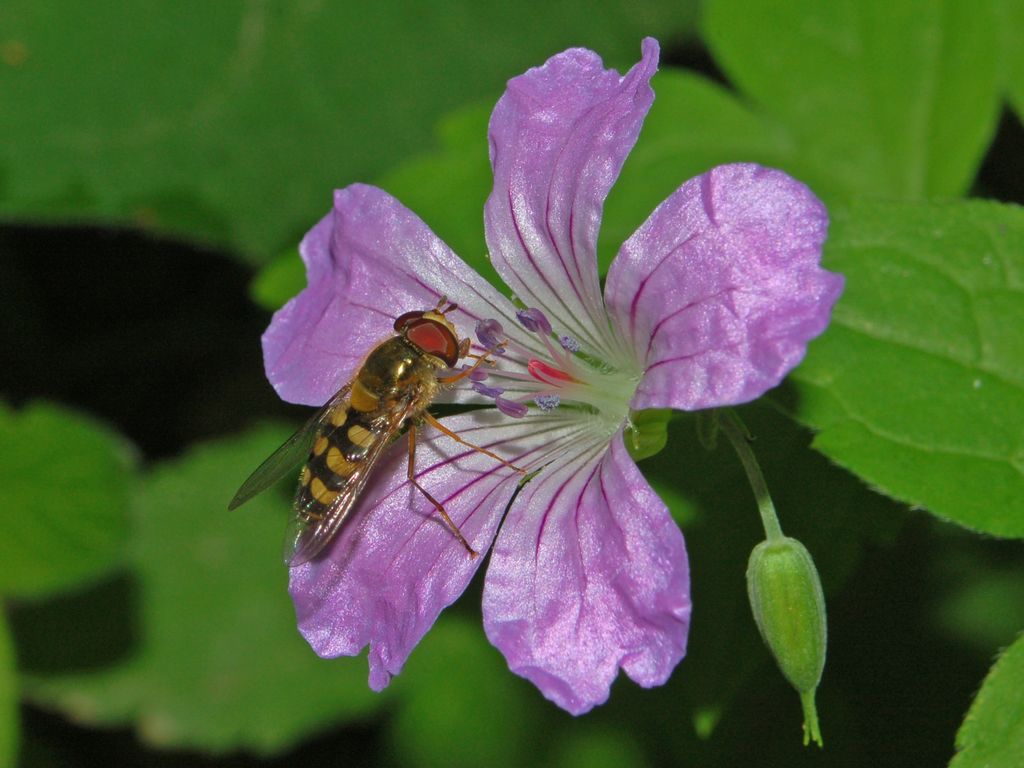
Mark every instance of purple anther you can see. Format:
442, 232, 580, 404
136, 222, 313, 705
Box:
476, 318, 505, 350
495, 396, 529, 419
472, 382, 505, 399
516, 308, 552, 336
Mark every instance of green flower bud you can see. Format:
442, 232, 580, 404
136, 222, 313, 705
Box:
747, 536, 827, 746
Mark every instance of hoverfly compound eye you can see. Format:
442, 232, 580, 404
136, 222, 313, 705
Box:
393, 310, 425, 331
405, 318, 460, 367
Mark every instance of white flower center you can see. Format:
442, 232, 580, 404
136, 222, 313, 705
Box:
472, 308, 641, 439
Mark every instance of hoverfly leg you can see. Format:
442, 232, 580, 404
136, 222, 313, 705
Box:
407, 423, 479, 559
444, 342, 507, 384
423, 412, 526, 475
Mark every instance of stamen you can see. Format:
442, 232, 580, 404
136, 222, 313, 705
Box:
471, 311, 635, 426
475, 319, 506, 352
438, 363, 488, 384
478, 369, 533, 385
472, 382, 505, 399
535, 394, 561, 412
559, 335, 581, 353
495, 397, 528, 418
516, 308, 552, 336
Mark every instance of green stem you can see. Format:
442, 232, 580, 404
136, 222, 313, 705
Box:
719, 409, 784, 542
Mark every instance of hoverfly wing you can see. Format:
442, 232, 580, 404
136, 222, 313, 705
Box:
228, 385, 352, 511
285, 400, 417, 566
284, 458, 377, 566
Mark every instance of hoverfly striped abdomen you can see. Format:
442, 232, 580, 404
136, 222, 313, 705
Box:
296, 408, 368, 521
294, 335, 439, 526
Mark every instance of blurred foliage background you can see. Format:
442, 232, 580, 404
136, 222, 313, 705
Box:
2, 1, 1023, 766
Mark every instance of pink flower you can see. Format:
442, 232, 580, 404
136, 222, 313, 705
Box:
262, 38, 843, 714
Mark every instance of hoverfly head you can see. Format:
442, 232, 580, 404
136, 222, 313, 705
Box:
394, 300, 462, 367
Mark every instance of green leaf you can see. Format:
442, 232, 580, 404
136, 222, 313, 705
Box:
250, 246, 304, 313
951, 632, 1024, 768
0, 614, 17, 768
0, 0, 691, 261
22, 426, 384, 754
387, 614, 544, 768
254, 104, 497, 312
703, 0, 1001, 199
935, 568, 1024, 653
788, 199, 1024, 537
377, 104, 499, 287
1000, 0, 1024, 121
548, 726, 649, 768
0, 401, 133, 598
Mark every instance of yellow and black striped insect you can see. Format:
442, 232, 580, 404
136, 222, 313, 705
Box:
229, 298, 516, 566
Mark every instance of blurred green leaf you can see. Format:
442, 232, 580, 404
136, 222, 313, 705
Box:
0, 0, 693, 261
23, 426, 384, 754
1000, 0, 1024, 121
703, 0, 1001, 200
387, 613, 544, 768
378, 104, 499, 287
251, 248, 301, 313
0, 614, 16, 768
254, 103, 497, 312
250, 246, 304, 313
788, 199, 1024, 537
0, 401, 133, 598
935, 568, 1024, 653
548, 726, 649, 768
951, 632, 1024, 768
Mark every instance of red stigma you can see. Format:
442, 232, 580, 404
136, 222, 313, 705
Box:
528, 359, 578, 385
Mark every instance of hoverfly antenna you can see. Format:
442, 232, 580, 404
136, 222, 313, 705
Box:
432, 295, 459, 316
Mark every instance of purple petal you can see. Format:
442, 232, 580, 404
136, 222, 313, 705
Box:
482, 430, 690, 715
604, 163, 844, 411
289, 410, 536, 688
484, 38, 659, 358
263, 184, 515, 406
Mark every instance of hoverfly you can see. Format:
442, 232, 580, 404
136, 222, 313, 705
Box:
229, 298, 520, 566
